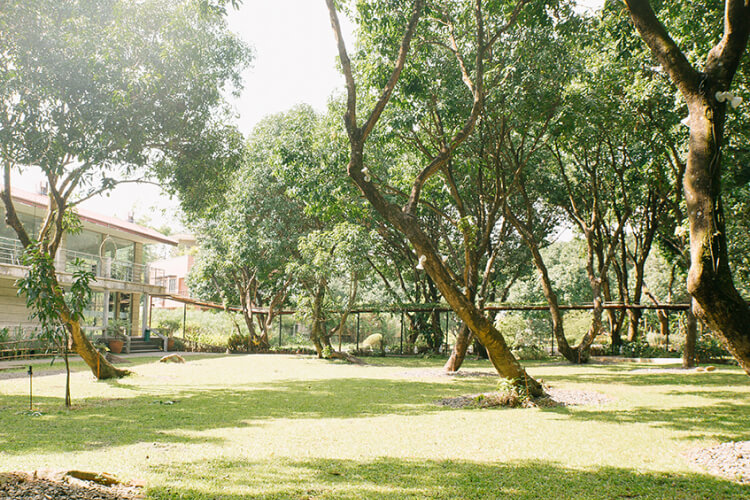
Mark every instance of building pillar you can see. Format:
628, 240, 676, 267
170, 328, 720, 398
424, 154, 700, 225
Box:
141, 293, 149, 335
131, 292, 141, 338
134, 242, 144, 282
102, 290, 110, 338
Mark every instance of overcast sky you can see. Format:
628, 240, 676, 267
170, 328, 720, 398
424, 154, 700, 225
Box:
14, 0, 604, 233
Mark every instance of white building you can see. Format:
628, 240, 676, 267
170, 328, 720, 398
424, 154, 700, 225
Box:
0, 188, 176, 346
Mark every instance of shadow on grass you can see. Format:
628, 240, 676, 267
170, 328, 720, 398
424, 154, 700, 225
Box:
0, 353, 230, 380
146, 457, 748, 499
0, 377, 492, 455
547, 401, 750, 442
548, 370, 748, 387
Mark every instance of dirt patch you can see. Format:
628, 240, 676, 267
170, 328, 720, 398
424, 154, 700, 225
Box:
687, 441, 750, 484
397, 368, 497, 379
0, 470, 143, 499
436, 388, 612, 409
629, 367, 718, 374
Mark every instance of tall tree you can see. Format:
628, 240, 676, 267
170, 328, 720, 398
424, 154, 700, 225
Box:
326, 0, 544, 394
189, 107, 324, 348
0, 0, 250, 378
622, 0, 750, 373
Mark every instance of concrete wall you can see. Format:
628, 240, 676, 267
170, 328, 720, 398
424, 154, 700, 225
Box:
0, 277, 37, 329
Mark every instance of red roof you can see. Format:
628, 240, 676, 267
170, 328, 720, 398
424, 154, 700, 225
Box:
10, 188, 178, 246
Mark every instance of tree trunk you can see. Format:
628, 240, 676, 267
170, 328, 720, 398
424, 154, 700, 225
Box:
684, 100, 750, 373
623, 0, 750, 375
428, 309, 443, 353
444, 323, 471, 372
626, 262, 647, 342
626, 309, 642, 342
525, 238, 585, 363
309, 277, 328, 358
682, 299, 698, 368
62, 308, 129, 379
52, 277, 129, 380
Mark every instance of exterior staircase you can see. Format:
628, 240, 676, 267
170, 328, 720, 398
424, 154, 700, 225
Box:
127, 336, 164, 353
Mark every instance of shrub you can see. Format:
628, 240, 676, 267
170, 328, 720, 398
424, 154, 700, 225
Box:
620, 340, 679, 358
151, 308, 243, 348
322, 345, 332, 359
227, 333, 251, 352
494, 377, 533, 408
512, 344, 549, 361
693, 335, 732, 363
495, 313, 531, 348
156, 318, 182, 335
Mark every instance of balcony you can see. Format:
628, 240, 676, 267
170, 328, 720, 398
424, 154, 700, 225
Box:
0, 236, 165, 286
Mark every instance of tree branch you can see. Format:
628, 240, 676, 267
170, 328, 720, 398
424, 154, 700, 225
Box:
623, 0, 700, 98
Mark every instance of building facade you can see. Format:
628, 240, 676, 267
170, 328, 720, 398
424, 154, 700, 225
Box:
0, 188, 176, 342
151, 233, 197, 309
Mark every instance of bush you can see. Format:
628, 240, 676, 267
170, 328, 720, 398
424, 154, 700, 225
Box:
693, 335, 732, 363
151, 308, 243, 348
495, 313, 531, 348
156, 318, 182, 336
227, 333, 252, 352
512, 344, 549, 361
620, 340, 679, 358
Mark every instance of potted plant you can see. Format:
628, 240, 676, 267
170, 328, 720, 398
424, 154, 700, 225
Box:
106, 319, 129, 354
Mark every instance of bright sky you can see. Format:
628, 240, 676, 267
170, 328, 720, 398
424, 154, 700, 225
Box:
14, 1, 353, 232
13, 0, 603, 233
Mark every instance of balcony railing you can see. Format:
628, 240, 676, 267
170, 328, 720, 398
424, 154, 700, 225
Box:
0, 236, 166, 287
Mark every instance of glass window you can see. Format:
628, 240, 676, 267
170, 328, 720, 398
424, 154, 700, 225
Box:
67, 229, 102, 256
101, 237, 135, 263
0, 208, 41, 241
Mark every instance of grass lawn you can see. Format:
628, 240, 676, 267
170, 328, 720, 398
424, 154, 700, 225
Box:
0, 354, 748, 499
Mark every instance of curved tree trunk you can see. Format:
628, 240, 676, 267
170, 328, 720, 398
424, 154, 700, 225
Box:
352, 158, 542, 394
326, 0, 542, 395
444, 323, 471, 372
523, 236, 589, 364
61, 304, 129, 380
624, 0, 750, 375
684, 99, 750, 373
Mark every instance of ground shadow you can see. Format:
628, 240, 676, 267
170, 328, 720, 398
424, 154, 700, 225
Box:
146, 456, 749, 499
546, 401, 750, 442
547, 369, 748, 387
0, 376, 494, 455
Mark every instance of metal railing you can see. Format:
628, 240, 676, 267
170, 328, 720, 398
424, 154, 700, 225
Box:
0, 237, 23, 266
0, 236, 166, 287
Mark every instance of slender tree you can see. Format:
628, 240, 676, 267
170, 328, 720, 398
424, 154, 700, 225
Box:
325, 0, 544, 394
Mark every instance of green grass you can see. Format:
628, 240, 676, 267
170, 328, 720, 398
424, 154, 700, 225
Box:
0, 354, 748, 498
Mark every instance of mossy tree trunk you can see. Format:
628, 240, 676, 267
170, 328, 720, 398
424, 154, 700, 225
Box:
625, 0, 750, 375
